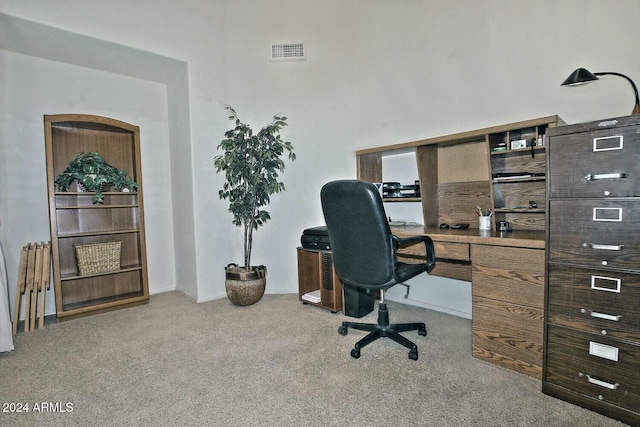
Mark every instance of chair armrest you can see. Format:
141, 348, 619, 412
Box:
393, 234, 431, 247
392, 234, 436, 269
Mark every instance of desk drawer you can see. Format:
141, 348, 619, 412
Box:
548, 264, 640, 342
434, 241, 469, 261
398, 241, 471, 282
398, 241, 469, 261
545, 325, 640, 410
471, 238, 545, 379
548, 199, 640, 270
472, 245, 545, 308
548, 124, 640, 198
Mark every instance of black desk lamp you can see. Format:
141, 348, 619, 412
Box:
561, 68, 640, 115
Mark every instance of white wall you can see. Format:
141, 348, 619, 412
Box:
1, 0, 639, 319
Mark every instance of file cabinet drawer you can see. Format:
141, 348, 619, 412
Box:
548, 199, 640, 269
548, 124, 640, 198
545, 325, 640, 410
547, 264, 640, 342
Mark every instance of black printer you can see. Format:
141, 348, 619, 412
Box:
300, 226, 331, 251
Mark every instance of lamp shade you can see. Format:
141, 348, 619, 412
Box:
561, 68, 599, 86
561, 67, 640, 115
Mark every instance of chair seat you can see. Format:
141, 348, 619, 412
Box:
395, 261, 431, 284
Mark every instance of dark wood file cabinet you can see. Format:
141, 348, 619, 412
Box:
543, 115, 640, 425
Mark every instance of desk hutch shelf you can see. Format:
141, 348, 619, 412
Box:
44, 114, 149, 320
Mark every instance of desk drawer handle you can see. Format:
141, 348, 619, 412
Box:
583, 243, 624, 251
580, 373, 619, 390
584, 172, 627, 180
581, 309, 622, 321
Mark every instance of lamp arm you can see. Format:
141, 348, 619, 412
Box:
595, 72, 640, 104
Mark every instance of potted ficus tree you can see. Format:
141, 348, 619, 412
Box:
214, 106, 295, 305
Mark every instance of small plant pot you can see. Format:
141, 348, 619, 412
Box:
77, 182, 112, 193
224, 264, 266, 306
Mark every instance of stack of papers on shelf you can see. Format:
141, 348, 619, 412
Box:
302, 289, 321, 303
492, 174, 532, 181
492, 172, 545, 182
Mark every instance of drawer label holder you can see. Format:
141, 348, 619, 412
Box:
589, 341, 619, 362
592, 207, 623, 222
593, 135, 623, 152
591, 275, 621, 293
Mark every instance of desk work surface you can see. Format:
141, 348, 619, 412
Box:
391, 225, 545, 249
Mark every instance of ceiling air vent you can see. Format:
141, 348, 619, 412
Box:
271, 43, 305, 61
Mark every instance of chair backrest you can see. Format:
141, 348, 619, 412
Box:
321, 180, 397, 289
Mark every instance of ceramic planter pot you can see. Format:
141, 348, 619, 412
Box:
224, 264, 266, 306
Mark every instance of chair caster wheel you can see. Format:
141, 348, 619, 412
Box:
351, 348, 361, 359
418, 326, 427, 336
408, 350, 418, 360
338, 326, 348, 336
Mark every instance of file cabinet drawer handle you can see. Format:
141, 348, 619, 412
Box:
583, 243, 624, 251
581, 373, 619, 390
584, 172, 626, 180
581, 309, 622, 321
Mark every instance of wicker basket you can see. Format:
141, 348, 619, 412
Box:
74, 241, 121, 275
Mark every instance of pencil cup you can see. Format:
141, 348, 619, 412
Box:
479, 216, 491, 230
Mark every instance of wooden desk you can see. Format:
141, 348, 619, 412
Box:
355, 116, 564, 379
392, 225, 546, 379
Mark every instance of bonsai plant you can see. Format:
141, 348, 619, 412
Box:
54, 151, 138, 203
214, 106, 295, 305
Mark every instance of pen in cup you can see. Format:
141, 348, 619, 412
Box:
476, 206, 491, 217
477, 206, 492, 230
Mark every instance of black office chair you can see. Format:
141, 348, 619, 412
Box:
320, 179, 436, 360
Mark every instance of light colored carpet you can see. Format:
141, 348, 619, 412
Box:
0, 292, 627, 426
